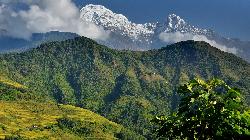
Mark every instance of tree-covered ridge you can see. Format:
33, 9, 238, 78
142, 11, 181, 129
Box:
0, 101, 143, 139
0, 37, 249, 137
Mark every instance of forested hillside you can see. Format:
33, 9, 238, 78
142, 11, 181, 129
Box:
0, 37, 249, 137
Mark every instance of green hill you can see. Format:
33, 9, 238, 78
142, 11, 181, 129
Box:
0, 37, 249, 137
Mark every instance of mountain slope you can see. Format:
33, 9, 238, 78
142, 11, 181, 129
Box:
0, 101, 142, 139
0, 74, 26, 89
0, 73, 32, 101
0, 37, 249, 137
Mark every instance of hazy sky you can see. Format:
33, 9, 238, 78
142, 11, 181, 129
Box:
74, 0, 250, 41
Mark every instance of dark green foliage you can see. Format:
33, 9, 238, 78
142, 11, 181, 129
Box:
0, 82, 35, 101
57, 117, 113, 137
0, 83, 22, 101
152, 78, 250, 139
0, 37, 249, 137
115, 128, 146, 140
57, 117, 144, 139
4, 135, 25, 140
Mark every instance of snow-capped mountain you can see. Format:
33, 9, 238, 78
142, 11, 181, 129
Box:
80, 4, 250, 62
80, 4, 155, 41
164, 14, 214, 37
1, 4, 248, 62
80, 4, 157, 50
80, 4, 214, 47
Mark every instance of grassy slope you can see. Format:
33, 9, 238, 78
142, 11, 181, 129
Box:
0, 76, 143, 139
0, 101, 142, 139
0, 74, 26, 89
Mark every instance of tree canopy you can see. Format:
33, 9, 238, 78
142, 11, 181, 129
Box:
152, 78, 250, 140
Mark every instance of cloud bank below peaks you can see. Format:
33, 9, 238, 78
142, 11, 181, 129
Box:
159, 31, 237, 54
0, 0, 109, 40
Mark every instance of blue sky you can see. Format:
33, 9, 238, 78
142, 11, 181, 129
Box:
74, 0, 250, 41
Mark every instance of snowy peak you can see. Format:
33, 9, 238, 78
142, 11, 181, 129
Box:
80, 4, 156, 41
164, 14, 213, 36
80, 4, 214, 40
167, 14, 187, 29
80, 4, 127, 25
78, 4, 249, 62
79, 4, 216, 48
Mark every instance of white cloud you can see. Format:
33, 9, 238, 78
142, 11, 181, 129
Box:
0, 0, 109, 40
159, 31, 237, 54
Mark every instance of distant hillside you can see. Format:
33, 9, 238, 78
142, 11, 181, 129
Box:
0, 31, 79, 53
0, 101, 142, 139
0, 37, 249, 137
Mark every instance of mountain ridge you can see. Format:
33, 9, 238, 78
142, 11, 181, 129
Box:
0, 36, 249, 137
